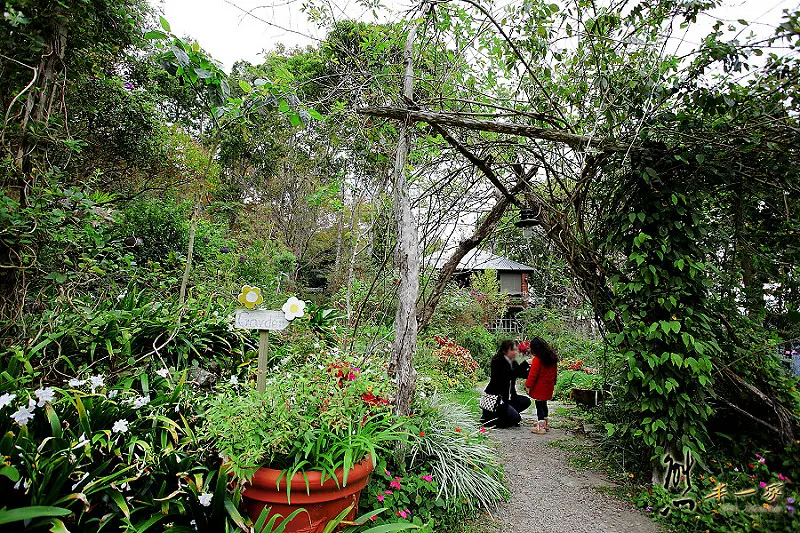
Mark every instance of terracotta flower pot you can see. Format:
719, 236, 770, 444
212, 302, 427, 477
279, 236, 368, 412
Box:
242, 456, 374, 533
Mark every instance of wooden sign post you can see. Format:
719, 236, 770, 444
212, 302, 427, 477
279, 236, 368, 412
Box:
235, 309, 290, 393
234, 287, 305, 394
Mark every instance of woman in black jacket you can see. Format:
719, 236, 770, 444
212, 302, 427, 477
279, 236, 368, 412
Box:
481, 339, 532, 428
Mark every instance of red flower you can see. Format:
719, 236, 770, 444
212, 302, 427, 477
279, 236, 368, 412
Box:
455, 427, 461, 433
419, 431, 425, 437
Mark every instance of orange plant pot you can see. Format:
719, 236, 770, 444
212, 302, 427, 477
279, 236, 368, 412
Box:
242, 456, 374, 533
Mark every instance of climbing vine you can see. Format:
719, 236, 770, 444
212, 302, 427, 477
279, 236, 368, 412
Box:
602, 155, 721, 461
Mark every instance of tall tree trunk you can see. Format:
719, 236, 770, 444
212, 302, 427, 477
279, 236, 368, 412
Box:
14, 22, 68, 205
389, 6, 427, 417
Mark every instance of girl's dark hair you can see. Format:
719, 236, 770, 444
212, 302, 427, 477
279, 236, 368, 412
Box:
531, 337, 558, 366
492, 339, 518, 361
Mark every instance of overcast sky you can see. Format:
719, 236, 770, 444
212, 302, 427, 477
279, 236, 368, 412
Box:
151, 0, 798, 72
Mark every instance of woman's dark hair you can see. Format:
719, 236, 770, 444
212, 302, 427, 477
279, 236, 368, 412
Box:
492, 339, 518, 361
530, 337, 558, 366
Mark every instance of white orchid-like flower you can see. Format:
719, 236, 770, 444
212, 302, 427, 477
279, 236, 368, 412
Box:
35, 387, 55, 407
281, 296, 306, 321
198, 492, 213, 507
88, 375, 104, 392
67, 378, 83, 387
11, 403, 35, 426
0, 392, 16, 409
156, 368, 170, 378
112, 419, 129, 433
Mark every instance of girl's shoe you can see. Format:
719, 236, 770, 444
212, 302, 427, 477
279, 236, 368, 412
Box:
530, 421, 546, 434
544, 418, 550, 432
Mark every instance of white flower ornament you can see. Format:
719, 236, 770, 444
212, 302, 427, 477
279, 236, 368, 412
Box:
281, 296, 306, 321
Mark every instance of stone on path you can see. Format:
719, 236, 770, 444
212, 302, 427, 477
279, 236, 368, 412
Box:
484, 401, 661, 533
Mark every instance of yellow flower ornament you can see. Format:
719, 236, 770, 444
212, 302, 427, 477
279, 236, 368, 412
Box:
237, 285, 263, 309
282, 296, 306, 321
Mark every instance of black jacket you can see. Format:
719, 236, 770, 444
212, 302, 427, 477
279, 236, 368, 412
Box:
484, 357, 531, 403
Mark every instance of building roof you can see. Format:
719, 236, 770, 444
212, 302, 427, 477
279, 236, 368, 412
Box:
428, 248, 535, 272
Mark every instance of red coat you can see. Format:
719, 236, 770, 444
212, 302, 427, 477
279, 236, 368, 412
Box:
525, 356, 558, 401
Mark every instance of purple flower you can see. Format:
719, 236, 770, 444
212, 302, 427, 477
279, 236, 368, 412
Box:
238, 256, 246, 264
787, 505, 795, 514
645, 506, 653, 512
760, 481, 768, 489
124, 82, 133, 90
202, 237, 210, 243
788, 497, 796, 504
219, 247, 229, 254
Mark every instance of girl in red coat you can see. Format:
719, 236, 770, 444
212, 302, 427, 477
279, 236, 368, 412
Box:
525, 337, 558, 434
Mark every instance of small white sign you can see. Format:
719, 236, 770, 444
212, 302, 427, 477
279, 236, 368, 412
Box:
235, 309, 290, 330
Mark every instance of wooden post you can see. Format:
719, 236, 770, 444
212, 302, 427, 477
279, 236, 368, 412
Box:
257, 330, 269, 394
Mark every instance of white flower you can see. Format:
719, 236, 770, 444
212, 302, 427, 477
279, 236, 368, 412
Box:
117, 290, 127, 301
0, 392, 16, 409
35, 387, 55, 407
281, 296, 306, 320
67, 378, 83, 387
11, 404, 34, 426
190, 519, 197, 529
313, 343, 320, 349
229, 375, 239, 386
74, 433, 90, 449
280, 355, 291, 365
198, 492, 213, 507
212, 311, 219, 317
107, 390, 119, 399
89, 375, 104, 392
156, 368, 170, 378
14, 478, 29, 490
112, 419, 129, 433
317, 365, 325, 370
174, 404, 180, 412
132, 395, 150, 409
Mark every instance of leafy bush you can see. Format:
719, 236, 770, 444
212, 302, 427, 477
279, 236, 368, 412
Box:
455, 326, 496, 375
426, 283, 482, 335
469, 269, 508, 324
0, 371, 247, 531
362, 396, 506, 532
201, 350, 404, 481
117, 198, 189, 267
554, 370, 604, 399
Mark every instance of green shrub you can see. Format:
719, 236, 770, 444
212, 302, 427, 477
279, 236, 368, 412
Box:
118, 198, 189, 267
0, 371, 246, 531
363, 395, 506, 532
554, 370, 604, 399
455, 326, 496, 375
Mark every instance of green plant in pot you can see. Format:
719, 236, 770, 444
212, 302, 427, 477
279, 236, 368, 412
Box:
201, 350, 406, 532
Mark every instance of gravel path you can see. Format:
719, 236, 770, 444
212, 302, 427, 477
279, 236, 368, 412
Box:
483, 401, 661, 533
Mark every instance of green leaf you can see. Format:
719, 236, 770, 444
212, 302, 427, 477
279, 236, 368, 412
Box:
308, 109, 324, 120
144, 30, 168, 40
49, 519, 70, 533
0, 507, 71, 525
0, 465, 20, 483
289, 113, 302, 127
159, 16, 171, 33
279, 99, 290, 113
239, 80, 252, 93
355, 524, 422, 533
108, 490, 130, 519
695, 154, 705, 164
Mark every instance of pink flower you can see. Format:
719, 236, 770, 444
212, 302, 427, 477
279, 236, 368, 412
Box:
346, 372, 357, 381
389, 478, 402, 490
384, 469, 391, 477
397, 509, 410, 519
778, 473, 787, 481
377, 494, 385, 502
760, 481, 768, 489
384, 490, 393, 495
369, 516, 377, 522
479, 427, 487, 434
421, 474, 433, 482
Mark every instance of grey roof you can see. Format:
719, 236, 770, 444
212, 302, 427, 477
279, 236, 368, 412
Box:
428, 248, 534, 271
